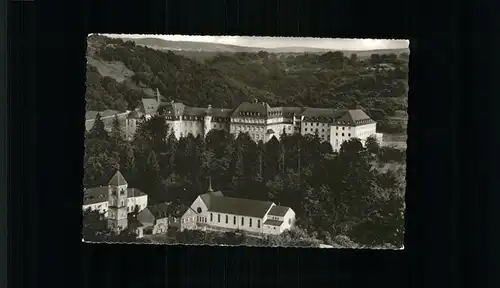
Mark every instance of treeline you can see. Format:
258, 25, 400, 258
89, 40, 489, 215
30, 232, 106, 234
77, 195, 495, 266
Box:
84, 113, 405, 247
86, 36, 408, 133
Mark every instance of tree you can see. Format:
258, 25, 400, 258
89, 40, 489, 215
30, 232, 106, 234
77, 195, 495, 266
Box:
88, 113, 108, 140
110, 114, 123, 142
365, 135, 380, 155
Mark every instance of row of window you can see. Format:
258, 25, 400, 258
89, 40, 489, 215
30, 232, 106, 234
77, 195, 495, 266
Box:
336, 126, 351, 130
304, 128, 328, 133
335, 133, 351, 137
209, 213, 261, 228
304, 122, 328, 127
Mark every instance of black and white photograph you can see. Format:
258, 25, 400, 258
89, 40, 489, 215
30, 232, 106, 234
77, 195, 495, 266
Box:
83, 34, 408, 248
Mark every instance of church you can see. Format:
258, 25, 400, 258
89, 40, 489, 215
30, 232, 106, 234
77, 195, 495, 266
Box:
180, 181, 296, 237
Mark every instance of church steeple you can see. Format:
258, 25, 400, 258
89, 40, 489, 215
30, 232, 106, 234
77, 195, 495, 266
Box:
208, 176, 213, 192
155, 88, 161, 104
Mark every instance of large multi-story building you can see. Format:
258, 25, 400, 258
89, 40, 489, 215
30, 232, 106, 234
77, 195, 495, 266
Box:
86, 89, 383, 150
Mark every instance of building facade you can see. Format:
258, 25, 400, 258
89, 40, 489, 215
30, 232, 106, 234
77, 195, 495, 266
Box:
180, 190, 296, 237
85, 89, 383, 148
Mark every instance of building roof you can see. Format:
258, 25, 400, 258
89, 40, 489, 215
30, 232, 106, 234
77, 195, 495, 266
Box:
209, 108, 233, 118
108, 171, 128, 186
83, 187, 108, 205
267, 107, 304, 119
146, 202, 170, 219
334, 110, 374, 126
263, 219, 284, 226
268, 205, 290, 217
199, 191, 224, 208
83, 187, 147, 205
301, 107, 337, 118
140, 98, 159, 115
128, 216, 146, 229
206, 196, 274, 218
232, 102, 271, 118
183, 107, 206, 117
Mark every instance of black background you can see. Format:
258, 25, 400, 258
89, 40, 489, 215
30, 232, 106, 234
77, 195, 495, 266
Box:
4, 0, 499, 287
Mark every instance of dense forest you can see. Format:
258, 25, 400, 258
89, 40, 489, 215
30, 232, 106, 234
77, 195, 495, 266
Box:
83, 114, 405, 247
86, 35, 408, 134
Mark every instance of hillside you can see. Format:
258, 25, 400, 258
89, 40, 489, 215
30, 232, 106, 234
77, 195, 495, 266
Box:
85, 35, 409, 133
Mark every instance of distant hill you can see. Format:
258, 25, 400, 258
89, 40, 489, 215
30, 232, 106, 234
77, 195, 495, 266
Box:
118, 36, 409, 57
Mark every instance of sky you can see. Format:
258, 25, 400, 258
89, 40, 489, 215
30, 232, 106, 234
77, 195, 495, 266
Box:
104, 34, 409, 51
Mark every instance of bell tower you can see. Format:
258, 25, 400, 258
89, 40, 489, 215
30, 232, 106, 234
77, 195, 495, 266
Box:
107, 170, 129, 234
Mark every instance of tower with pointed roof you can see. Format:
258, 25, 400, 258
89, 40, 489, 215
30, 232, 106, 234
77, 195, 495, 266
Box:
107, 170, 129, 233
203, 104, 213, 137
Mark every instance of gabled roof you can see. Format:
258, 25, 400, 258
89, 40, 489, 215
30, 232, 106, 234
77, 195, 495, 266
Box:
206, 196, 274, 218
268, 205, 290, 217
108, 171, 128, 186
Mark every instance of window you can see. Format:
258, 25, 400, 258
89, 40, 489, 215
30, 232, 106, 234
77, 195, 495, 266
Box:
196, 207, 202, 213
120, 189, 125, 195
322, 129, 324, 132
210, 213, 213, 222
342, 127, 345, 130
218, 214, 221, 222
120, 200, 124, 207
257, 220, 261, 228
336, 127, 338, 130
249, 218, 252, 227
348, 133, 351, 137
225, 215, 228, 223
241, 217, 244, 226
289, 219, 292, 225
234, 216, 236, 225
336, 133, 338, 136
342, 133, 345, 136
305, 128, 307, 132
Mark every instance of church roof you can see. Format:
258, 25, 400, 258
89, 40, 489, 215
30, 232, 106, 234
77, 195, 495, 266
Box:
201, 194, 274, 218
108, 171, 128, 186
268, 205, 290, 217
